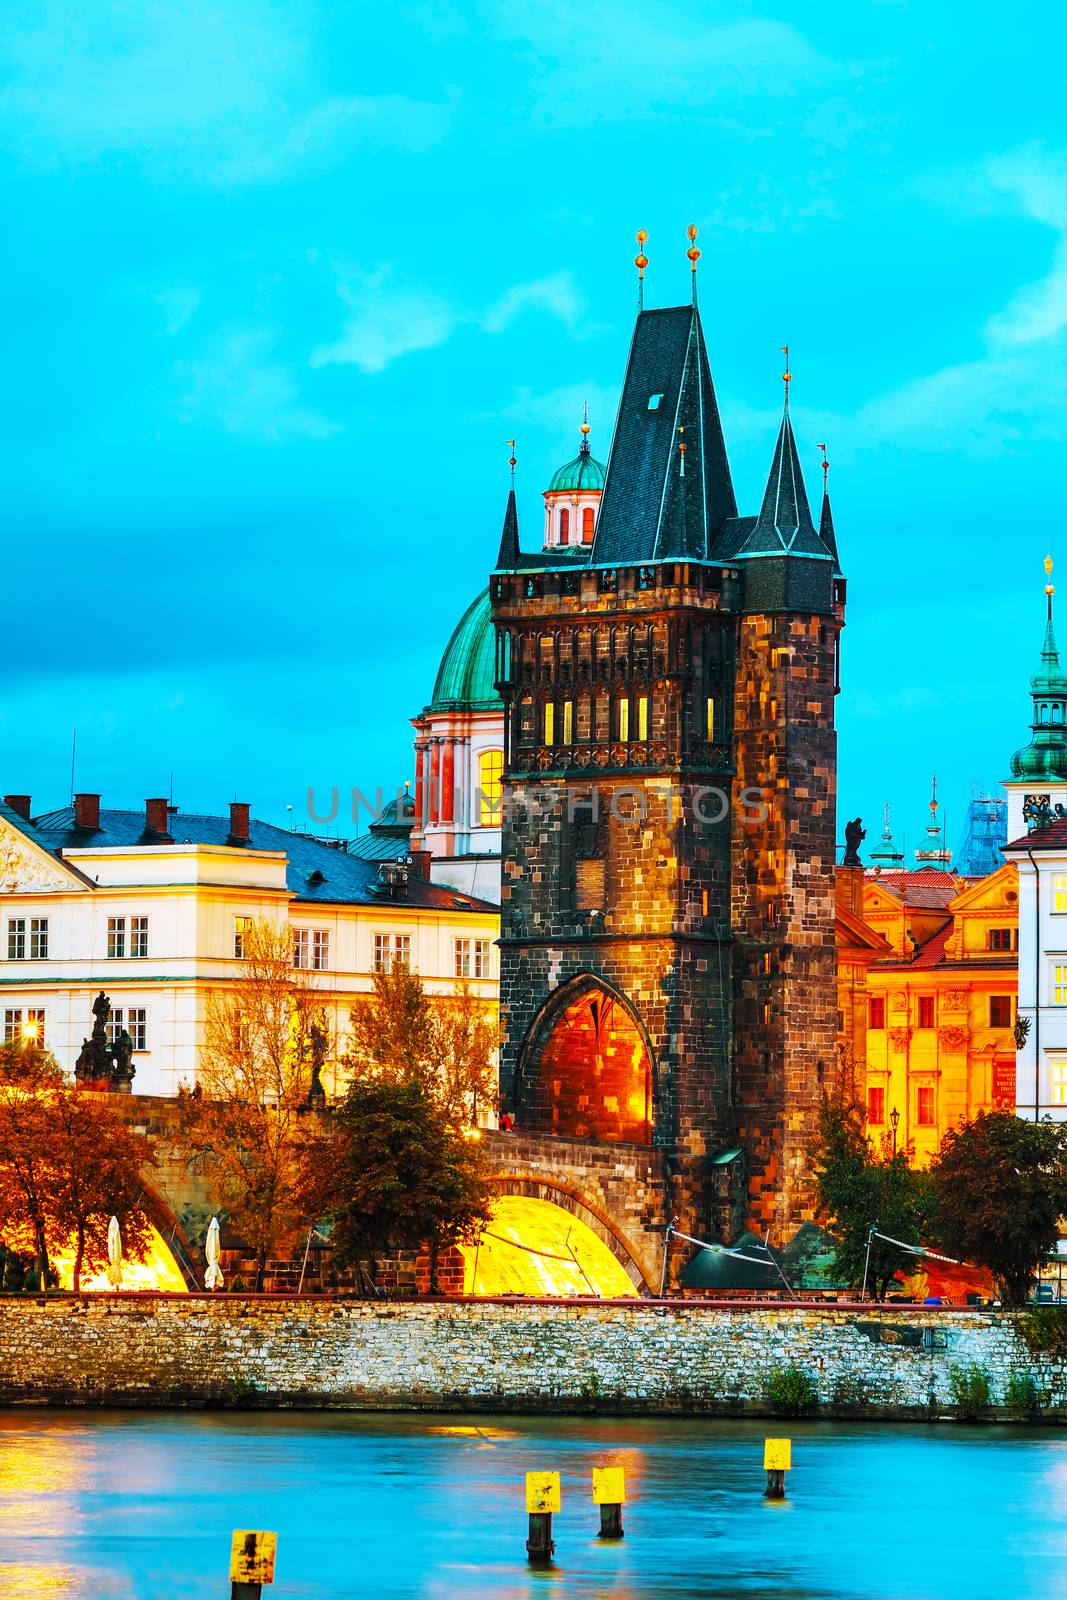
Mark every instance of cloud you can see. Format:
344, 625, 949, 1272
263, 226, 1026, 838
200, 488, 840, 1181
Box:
154, 285, 201, 335
487, 1, 826, 126
311, 267, 587, 374
0, 2, 453, 186
176, 330, 341, 439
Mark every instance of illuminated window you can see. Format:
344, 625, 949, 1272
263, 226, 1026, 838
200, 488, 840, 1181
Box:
558, 508, 569, 541
544, 702, 555, 745
618, 697, 630, 742
478, 750, 504, 826
4, 1009, 44, 1047
1051, 1059, 1067, 1106
868, 1086, 885, 1125
869, 996, 885, 1029
706, 697, 715, 741
562, 701, 573, 745
1055, 874, 1067, 912
990, 995, 1013, 1029
916, 1085, 936, 1126
1055, 964, 1067, 1005
582, 506, 595, 542
233, 916, 253, 959
637, 696, 648, 741
917, 995, 935, 1029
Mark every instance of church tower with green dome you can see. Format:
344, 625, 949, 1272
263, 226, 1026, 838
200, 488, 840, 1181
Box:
1005, 556, 1067, 840
541, 409, 606, 550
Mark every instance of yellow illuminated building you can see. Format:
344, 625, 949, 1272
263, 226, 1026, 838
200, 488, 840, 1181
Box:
862, 862, 1019, 1164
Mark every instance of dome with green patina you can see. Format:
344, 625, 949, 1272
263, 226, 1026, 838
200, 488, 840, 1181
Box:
1010, 610, 1067, 780
547, 439, 606, 494
429, 590, 503, 713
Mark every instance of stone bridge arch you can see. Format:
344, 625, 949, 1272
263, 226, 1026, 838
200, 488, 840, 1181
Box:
515, 972, 657, 1146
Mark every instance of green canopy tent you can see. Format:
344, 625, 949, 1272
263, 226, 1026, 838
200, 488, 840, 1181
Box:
678, 1230, 784, 1293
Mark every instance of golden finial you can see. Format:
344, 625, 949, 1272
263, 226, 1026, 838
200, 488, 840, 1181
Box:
818, 441, 829, 490
635, 228, 648, 311
580, 400, 590, 440
686, 224, 700, 303
780, 345, 791, 410
506, 439, 516, 482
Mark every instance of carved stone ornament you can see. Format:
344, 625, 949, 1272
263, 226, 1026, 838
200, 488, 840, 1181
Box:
890, 991, 908, 1011
889, 1026, 912, 1050
938, 1025, 968, 1051
0, 819, 70, 896
943, 990, 969, 1010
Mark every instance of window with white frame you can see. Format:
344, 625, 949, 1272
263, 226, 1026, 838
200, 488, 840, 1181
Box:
312, 930, 329, 971
373, 933, 411, 973
1055, 964, 1067, 1005
3, 1008, 44, 1046
293, 929, 310, 970
107, 917, 126, 959
130, 916, 149, 958
108, 1008, 147, 1051
233, 916, 253, 959
29, 918, 48, 959
454, 937, 489, 979
7, 919, 25, 961
1051, 1058, 1067, 1106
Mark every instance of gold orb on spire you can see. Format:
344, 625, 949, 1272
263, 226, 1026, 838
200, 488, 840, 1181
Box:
686, 222, 700, 270
634, 228, 649, 276
1046, 553, 1055, 597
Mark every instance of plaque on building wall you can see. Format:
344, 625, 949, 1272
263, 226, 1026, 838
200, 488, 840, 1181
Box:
992, 1058, 1016, 1108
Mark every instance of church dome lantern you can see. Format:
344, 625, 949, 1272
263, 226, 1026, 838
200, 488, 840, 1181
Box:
543, 411, 606, 549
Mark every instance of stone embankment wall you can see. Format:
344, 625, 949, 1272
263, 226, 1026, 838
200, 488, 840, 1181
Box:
0, 1297, 1065, 1418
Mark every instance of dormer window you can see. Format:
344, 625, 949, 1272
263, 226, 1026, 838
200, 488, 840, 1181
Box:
648, 394, 663, 410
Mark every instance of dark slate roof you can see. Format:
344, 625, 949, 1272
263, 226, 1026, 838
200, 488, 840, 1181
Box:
590, 306, 737, 565
23, 806, 496, 912
819, 488, 841, 574
728, 410, 832, 562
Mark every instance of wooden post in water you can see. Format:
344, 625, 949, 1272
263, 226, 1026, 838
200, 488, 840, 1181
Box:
525, 1472, 560, 1562
592, 1466, 626, 1539
763, 1439, 791, 1499
229, 1530, 277, 1598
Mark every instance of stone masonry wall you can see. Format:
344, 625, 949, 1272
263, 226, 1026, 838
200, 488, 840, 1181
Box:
0, 1298, 1064, 1420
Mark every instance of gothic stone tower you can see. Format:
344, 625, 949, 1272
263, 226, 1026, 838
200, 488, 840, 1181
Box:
492, 293, 845, 1253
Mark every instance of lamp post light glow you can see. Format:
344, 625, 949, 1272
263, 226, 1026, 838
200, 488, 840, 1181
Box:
890, 1106, 900, 1157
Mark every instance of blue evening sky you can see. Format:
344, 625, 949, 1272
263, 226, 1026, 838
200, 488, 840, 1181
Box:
1, 0, 1064, 859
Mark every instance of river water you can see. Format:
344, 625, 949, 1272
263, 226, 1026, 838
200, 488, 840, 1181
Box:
0, 1408, 1064, 1599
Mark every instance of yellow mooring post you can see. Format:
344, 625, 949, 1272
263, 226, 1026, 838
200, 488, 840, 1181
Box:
229, 1530, 277, 1599
525, 1472, 560, 1562
592, 1466, 626, 1539
763, 1438, 792, 1500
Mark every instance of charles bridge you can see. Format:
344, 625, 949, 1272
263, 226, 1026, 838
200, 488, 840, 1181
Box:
114, 1094, 672, 1294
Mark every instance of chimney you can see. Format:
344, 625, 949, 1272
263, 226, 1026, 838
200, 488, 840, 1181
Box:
74, 793, 101, 831
228, 801, 251, 845
144, 797, 170, 838
408, 849, 432, 881
3, 794, 31, 820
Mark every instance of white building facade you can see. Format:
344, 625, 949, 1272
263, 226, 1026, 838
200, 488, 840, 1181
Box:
1003, 562, 1067, 1120
0, 793, 499, 1099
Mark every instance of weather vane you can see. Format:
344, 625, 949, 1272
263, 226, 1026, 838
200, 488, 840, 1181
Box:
818, 441, 829, 490
506, 439, 517, 482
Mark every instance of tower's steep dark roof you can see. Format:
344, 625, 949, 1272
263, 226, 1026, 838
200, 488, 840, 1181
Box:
819, 487, 841, 574
590, 306, 736, 565
729, 411, 831, 562
495, 487, 520, 570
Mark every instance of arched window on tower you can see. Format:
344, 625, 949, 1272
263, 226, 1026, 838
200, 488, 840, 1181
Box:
558, 508, 570, 542
478, 750, 504, 826
582, 506, 595, 543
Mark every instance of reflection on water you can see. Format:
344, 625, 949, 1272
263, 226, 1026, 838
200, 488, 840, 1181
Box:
0, 1409, 1066, 1598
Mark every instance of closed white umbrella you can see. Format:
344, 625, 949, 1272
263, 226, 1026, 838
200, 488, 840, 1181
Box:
106, 1216, 122, 1289
204, 1216, 224, 1291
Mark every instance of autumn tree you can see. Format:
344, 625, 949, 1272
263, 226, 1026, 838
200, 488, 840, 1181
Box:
813, 1089, 933, 1300
931, 1111, 1067, 1306
0, 1042, 156, 1290
307, 1076, 491, 1292
347, 963, 498, 1122
178, 918, 327, 1290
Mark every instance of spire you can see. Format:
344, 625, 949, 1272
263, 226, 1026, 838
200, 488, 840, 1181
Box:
817, 441, 841, 572
495, 443, 520, 569
1009, 556, 1067, 781
914, 774, 952, 871
634, 228, 648, 314
735, 403, 826, 560
579, 402, 591, 459
686, 224, 700, 306
869, 801, 905, 868
591, 303, 737, 565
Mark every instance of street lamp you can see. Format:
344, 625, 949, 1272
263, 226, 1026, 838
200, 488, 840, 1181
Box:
890, 1106, 900, 1157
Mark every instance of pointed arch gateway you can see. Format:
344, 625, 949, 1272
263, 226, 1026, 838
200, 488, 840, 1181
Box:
517, 974, 655, 1145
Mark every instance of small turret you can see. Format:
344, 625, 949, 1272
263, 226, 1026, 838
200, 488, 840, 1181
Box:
914, 775, 952, 871
1009, 556, 1067, 783
542, 409, 605, 549
868, 802, 905, 869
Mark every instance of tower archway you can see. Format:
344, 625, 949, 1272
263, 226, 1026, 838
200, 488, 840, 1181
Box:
518, 975, 655, 1145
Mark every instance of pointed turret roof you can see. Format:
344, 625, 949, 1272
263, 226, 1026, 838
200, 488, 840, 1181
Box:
732, 410, 832, 562
1010, 559, 1067, 781
869, 803, 905, 868
494, 487, 520, 570
590, 305, 737, 565
819, 484, 841, 574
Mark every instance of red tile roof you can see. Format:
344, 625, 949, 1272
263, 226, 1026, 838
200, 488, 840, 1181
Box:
1005, 820, 1067, 851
